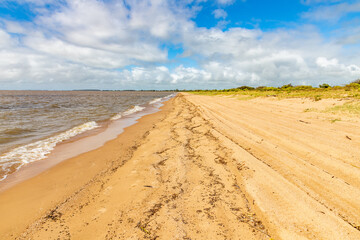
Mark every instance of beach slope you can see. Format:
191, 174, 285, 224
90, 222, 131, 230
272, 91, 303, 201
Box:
1, 93, 360, 239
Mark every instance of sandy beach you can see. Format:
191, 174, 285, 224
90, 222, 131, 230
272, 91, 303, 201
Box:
1, 93, 360, 239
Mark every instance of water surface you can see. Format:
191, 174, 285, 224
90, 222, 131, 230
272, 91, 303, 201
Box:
0, 90, 173, 180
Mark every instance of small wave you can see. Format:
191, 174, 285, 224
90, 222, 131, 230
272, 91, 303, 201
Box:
0, 161, 21, 181
0, 121, 99, 181
166, 93, 177, 98
149, 98, 162, 104
0, 137, 19, 144
3, 127, 33, 136
111, 105, 145, 120
0, 111, 13, 119
50, 103, 60, 108
148, 94, 176, 105
162, 93, 177, 101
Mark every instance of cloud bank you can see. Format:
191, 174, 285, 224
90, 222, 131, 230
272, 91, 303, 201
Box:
0, 0, 359, 90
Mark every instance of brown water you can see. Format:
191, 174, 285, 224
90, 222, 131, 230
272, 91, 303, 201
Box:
0, 90, 173, 181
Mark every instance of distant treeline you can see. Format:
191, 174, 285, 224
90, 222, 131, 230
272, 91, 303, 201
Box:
190, 79, 360, 92
69, 80, 360, 92
71, 89, 177, 92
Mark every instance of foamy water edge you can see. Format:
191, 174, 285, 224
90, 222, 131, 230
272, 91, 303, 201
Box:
0, 121, 99, 181
0, 93, 176, 181
110, 105, 145, 120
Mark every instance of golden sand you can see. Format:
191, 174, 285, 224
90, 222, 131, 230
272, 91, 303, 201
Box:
1, 94, 360, 239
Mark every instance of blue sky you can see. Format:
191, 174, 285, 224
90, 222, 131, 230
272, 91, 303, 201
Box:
195, 0, 308, 30
0, 0, 359, 90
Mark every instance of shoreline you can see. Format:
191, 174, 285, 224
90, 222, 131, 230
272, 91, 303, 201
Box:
0, 94, 174, 190
0, 97, 175, 238
1, 93, 360, 239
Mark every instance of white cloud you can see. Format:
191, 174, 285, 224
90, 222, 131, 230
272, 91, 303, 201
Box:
5, 0, 58, 5
212, 9, 227, 19
302, 2, 360, 22
171, 65, 211, 84
178, 23, 360, 87
34, 0, 171, 65
300, 0, 342, 5
0, 0, 359, 90
216, 0, 236, 6
0, 29, 14, 48
316, 57, 339, 67
315, 57, 360, 77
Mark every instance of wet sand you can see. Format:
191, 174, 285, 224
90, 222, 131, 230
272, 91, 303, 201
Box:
0, 93, 359, 239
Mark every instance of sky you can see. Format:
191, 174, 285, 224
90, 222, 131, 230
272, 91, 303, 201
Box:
0, 0, 359, 90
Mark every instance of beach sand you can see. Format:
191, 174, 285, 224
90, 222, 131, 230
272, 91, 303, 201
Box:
1, 93, 360, 239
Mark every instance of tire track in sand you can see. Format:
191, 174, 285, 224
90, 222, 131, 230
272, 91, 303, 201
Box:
185, 93, 360, 239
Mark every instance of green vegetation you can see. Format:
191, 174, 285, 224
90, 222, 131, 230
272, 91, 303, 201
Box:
324, 102, 360, 115
190, 80, 360, 101
330, 118, 341, 123
319, 83, 331, 88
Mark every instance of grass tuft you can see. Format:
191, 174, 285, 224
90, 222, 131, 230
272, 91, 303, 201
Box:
324, 102, 360, 116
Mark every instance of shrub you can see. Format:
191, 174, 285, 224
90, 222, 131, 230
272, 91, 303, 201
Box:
280, 84, 293, 89
345, 83, 360, 89
237, 86, 255, 90
319, 83, 331, 88
332, 86, 342, 90
314, 95, 322, 101
293, 85, 313, 90
265, 87, 279, 91
256, 86, 278, 91
256, 86, 267, 90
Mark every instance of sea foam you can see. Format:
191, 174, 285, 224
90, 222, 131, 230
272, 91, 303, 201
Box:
149, 98, 162, 104
0, 121, 98, 181
110, 105, 145, 120
148, 93, 176, 105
